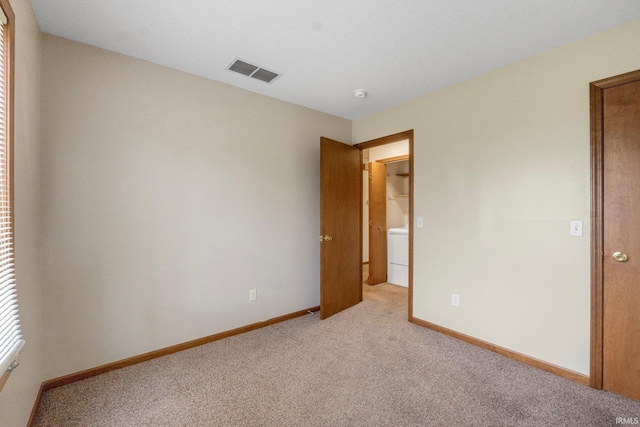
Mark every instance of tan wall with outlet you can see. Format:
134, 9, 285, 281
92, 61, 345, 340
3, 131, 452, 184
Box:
39, 34, 351, 380
353, 18, 640, 375
0, 0, 44, 425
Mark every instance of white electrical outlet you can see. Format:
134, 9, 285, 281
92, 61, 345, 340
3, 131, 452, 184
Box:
249, 289, 257, 301
451, 293, 460, 307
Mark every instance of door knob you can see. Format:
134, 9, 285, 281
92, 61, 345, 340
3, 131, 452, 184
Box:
613, 251, 628, 262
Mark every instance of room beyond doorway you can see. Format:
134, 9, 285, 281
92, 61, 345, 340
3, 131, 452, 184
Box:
355, 130, 414, 320
362, 263, 409, 309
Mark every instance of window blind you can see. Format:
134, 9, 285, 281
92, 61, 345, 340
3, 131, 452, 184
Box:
0, 2, 23, 378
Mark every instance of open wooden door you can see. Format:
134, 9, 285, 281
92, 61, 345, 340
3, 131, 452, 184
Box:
601, 77, 640, 402
368, 162, 387, 284
320, 137, 362, 319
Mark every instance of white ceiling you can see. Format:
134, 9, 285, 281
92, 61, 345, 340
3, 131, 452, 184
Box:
30, 0, 640, 119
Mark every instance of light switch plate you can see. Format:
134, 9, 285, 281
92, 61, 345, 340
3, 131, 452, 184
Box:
569, 221, 583, 237
417, 217, 424, 228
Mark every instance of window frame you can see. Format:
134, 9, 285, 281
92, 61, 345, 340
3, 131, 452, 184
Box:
0, 0, 18, 394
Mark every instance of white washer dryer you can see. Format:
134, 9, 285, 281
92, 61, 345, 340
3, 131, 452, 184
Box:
387, 226, 408, 287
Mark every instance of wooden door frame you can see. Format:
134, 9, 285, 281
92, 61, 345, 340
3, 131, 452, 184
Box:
355, 130, 414, 320
590, 69, 640, 390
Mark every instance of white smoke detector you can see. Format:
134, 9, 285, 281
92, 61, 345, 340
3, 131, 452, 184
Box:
353, 89, 367, 98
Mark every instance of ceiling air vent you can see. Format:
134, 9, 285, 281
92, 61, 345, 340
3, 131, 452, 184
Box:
226, 58, 281, 84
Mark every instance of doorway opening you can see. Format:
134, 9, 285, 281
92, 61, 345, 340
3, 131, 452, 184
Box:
356, 130, 414, 320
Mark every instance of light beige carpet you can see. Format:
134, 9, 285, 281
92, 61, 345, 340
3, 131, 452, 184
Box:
33, 280, 640, 426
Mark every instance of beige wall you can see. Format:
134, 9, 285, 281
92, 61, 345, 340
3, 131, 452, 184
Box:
39, 35, 351, 379
368, 140, 409, 162
353, 18, 640, 375
0, 0, 44, 425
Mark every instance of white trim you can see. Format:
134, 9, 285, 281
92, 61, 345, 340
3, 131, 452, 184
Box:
0, 339, 24, 374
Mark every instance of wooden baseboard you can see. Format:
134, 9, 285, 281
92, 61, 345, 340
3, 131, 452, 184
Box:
26, 382, 45, 427
39, 305, 320, 394
410, 316, 590, 387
